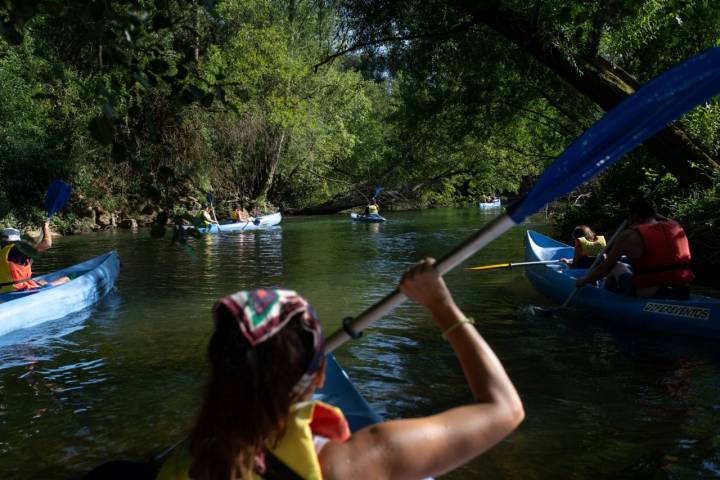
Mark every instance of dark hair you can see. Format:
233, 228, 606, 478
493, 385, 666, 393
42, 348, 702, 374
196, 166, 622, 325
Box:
628, 197, 657, 219
188, 309, 316, 480
572, 225, 596, 241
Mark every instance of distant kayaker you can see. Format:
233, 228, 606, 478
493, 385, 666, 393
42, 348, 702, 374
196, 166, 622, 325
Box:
560, 225, 606, 269
363, 197, 379, 216
231, 204, 251, 222
197, 205, 218, 227
575, 197, 694, 298
157, 258, 524, 480
0, 221, 70, 294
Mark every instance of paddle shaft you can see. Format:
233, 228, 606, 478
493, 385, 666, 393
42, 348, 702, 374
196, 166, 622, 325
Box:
325, 214, 516, 353
468, 260, 562, 271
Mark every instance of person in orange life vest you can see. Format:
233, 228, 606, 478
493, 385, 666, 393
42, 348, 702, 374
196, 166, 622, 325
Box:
0, 221, 71, 294
560, 225, 607, 269
575, 197, 694, 298
158, 258, 524, 480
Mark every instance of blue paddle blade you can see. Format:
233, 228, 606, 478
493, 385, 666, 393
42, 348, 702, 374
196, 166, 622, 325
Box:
206, 193, 214, 205
373, 186, 382, 198
508, 47, 720, 223
45, 180, 72, 217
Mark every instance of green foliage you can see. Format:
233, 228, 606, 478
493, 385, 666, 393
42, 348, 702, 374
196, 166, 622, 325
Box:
0, 0, 719, 236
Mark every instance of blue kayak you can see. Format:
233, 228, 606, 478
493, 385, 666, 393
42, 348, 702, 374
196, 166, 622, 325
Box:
315, 354, 382, 432
0, 251, 120, 338
197, 212, 282, 234
478, 198, 501, 209
525, 230, 720, 338
350, 213, 386, 223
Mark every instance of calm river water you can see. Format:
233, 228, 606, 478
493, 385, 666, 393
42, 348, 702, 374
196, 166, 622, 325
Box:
1, 209, 720, 479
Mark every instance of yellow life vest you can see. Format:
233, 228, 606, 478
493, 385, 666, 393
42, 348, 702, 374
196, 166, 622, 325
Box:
577, 235, 606, 257
157, 400, 349, 480
367, 205, 379, 215
231, 210, 239, 221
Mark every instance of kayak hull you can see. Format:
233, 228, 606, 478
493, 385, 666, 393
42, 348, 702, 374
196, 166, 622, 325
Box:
478, 199, 501, 209
0, 251, 120, 337
199, 212, 282, 233
524, 230, 720, 338
315, 354, 382, 432
350, 213, 386, 223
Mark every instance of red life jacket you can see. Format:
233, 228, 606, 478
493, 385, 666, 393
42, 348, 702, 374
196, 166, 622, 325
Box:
629, 220, 694, 288
0, 244, 40, 293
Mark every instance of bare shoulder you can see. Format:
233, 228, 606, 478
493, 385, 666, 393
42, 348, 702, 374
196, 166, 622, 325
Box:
319, 424, 388, 480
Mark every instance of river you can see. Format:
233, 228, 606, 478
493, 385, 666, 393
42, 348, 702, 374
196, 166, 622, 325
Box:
1, 208, 719, 479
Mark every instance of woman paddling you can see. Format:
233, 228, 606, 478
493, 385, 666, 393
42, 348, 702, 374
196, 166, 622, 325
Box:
158, 258, 524, 480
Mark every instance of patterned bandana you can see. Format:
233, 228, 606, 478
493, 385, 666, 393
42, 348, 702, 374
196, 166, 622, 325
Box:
214, 289, 325, 394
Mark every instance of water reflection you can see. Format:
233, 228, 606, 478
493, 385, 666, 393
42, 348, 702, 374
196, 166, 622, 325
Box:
1, 210, 720, 479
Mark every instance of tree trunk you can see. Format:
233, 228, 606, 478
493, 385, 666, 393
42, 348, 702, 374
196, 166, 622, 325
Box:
474, 8, 719, 186
254, 130, 286, 204
285, 190, 369, 215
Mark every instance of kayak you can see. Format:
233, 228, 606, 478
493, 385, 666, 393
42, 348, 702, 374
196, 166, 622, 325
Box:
478, 198, 501, 209
315, 354, 382, 431
524, 230, 720, 338
0, 251, 120, 338
350, 212, 386, 223
198, 212, 282, 233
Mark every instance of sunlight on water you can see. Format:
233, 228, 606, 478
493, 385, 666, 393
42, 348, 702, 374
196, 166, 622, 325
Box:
0, 209, 719, 478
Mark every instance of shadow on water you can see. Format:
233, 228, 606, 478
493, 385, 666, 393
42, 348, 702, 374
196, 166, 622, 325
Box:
1, 210, 720, 478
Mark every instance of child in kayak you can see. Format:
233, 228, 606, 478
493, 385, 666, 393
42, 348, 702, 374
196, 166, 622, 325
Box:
157, 258, 524, 480
560, 225, 606, 269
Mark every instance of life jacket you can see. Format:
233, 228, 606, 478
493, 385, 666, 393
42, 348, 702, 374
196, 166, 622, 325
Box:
157, 400, 350, 480
231, 210, 239, 221
629, 220, 694, 288
367, 205, 379, 215
575, 235, 606, 258
0, 244, 39, 294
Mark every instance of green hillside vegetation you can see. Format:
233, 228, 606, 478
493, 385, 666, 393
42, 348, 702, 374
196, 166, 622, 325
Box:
0, 0, 718, 280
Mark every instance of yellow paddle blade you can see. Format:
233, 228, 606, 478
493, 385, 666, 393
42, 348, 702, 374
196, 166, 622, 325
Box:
466, 263, 511, 271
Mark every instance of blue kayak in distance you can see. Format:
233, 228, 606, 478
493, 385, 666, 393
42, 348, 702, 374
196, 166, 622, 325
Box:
197, 212, 282, 234
478, 198, 501, 209
0, 251, 120, 338
525, 230, 720, 338
350, 212, 386, 223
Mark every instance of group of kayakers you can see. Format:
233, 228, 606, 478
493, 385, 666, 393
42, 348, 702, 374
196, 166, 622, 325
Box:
2, 193, 702, 480
563, 196, 694, 299
196, 204, 254, 227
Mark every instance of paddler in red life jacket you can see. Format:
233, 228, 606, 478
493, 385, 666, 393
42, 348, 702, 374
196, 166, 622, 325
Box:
575, 197, 695, 298
0, 221, 71, 294
157, 259, 524, 480
560, 225, 606, 269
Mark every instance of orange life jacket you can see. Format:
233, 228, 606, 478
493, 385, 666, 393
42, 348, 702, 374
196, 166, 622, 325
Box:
0, 244, 40, 293
629, 220, 694, 288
